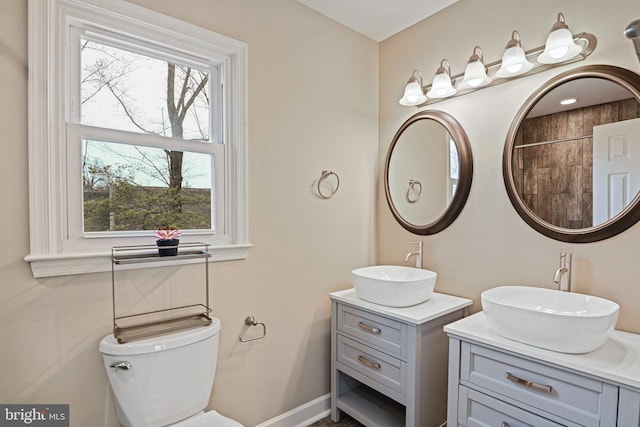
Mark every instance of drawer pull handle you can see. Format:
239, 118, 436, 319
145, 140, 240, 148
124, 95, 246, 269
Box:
506, 372, 553, 393
357, 322, 381, 334
357, 355, 381, 369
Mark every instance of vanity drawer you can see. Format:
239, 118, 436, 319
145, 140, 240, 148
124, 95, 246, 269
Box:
460, 342, 618, 427
336, 334, 406, 395
458, 385, 563, 427
337, 304, 407, 358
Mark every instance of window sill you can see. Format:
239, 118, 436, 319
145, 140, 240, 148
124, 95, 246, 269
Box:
25, 244, 252, 278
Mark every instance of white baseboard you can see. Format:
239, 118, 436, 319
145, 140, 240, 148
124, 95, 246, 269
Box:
254, 393, 330, 427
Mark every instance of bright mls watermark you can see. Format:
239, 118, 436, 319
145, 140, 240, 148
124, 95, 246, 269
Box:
0, 405, 68, 426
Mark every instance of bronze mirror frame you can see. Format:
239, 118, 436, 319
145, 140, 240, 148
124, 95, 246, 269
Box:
385, 110, 473, 235
503, 65, 640, 243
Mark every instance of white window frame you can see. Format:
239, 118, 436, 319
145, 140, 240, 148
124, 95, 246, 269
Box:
26, 0, 250, 277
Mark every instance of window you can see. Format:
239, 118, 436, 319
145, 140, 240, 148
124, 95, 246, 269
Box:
76, 33, 218, 234
448, 135, 460, 200
27, 0, 250, 277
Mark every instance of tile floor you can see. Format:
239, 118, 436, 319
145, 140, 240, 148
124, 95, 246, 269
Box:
308, 413, 363, 426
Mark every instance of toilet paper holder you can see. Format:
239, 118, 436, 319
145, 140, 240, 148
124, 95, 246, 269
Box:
239, 315, 267, 342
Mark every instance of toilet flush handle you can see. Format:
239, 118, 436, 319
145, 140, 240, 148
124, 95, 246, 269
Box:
109, 361, 132, 370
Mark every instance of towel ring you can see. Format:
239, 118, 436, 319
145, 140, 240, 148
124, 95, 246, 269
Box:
405, 179, 422, 203
317, 170, 340, 199
239, 315, 267, 342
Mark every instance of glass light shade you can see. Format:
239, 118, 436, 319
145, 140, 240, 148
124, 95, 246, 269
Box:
399, 79, 427, 106
538, 14, 582, 64
427, 72, 457, 98
496, 46, 534, 78
460, 60, 491, 89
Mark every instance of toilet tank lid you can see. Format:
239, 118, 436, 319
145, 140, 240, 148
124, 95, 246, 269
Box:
99, 317, 221, 356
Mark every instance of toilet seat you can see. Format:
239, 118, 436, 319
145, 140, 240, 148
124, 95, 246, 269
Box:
170, 410, 244, 427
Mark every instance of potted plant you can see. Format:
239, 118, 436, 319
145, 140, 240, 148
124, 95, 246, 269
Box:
154, 227, 182, 256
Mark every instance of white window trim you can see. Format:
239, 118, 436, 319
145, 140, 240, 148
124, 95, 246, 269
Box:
26, 0, 250, 278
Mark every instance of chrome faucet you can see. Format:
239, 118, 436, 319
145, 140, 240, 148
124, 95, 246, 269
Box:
553, 252, 572, 292
404, 241, 423, 269
625, 20, 640, 64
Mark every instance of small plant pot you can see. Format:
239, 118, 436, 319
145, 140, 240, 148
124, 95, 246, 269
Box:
157, 239, 179, 256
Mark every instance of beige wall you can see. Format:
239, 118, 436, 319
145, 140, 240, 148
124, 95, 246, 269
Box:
5, 0, 640, 425
0, 0, 377, 426
379, 0, 640, 332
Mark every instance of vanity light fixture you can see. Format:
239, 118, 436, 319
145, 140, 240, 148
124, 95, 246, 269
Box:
426, 59, 457, 99
399, 69, 427, 106
538, 13, 582, 64
399, 12, 596, 107
460, 46, 492, 89
495, 31, 534, 78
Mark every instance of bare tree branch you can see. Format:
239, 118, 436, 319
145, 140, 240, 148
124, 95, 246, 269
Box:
103, 80, 150, 133
176, 66, 191, 119
180, 72, 208, 122
167, 63, 176, 123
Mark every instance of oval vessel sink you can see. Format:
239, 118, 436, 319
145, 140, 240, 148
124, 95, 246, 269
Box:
482, 286, 619, 354
352, 265, 436, 307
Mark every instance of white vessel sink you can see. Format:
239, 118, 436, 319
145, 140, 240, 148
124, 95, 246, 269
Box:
481, 285, 619, 354
352, 265, 436, 307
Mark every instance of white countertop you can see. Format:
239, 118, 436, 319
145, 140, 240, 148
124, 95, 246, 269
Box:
444, 312, 640, 390
329, 288, 473, 325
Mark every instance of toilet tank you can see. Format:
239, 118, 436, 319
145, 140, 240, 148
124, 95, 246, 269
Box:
100, 319, 221, 427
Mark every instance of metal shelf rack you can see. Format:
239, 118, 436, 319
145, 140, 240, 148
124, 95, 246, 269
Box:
111, 242, 212, 344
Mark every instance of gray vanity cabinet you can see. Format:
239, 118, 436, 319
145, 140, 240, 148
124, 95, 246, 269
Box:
445, 313, 640, 427
449, 340, 618, 426
618, 388, 640, 426
330, 289, 472, 427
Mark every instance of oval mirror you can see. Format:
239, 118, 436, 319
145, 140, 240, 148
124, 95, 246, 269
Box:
503, 65, 640, 243
385, 110, 473, 235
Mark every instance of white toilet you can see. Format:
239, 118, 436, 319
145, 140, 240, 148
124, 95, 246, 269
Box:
100, 318, 243, 427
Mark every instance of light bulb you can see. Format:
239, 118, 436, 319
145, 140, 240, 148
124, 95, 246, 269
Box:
538, 13, 582, 64
426, 59, 457, 99
399, 70, 427, 106
496, 31, 534, 78
507, 63, 523, 74
460, 47, 491, 89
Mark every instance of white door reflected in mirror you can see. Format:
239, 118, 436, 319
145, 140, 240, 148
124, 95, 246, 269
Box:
593, 117, 640, 223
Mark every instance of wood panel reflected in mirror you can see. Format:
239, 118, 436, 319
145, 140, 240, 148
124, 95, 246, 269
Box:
504, 65, 640, 242
385, 110, 473, 235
